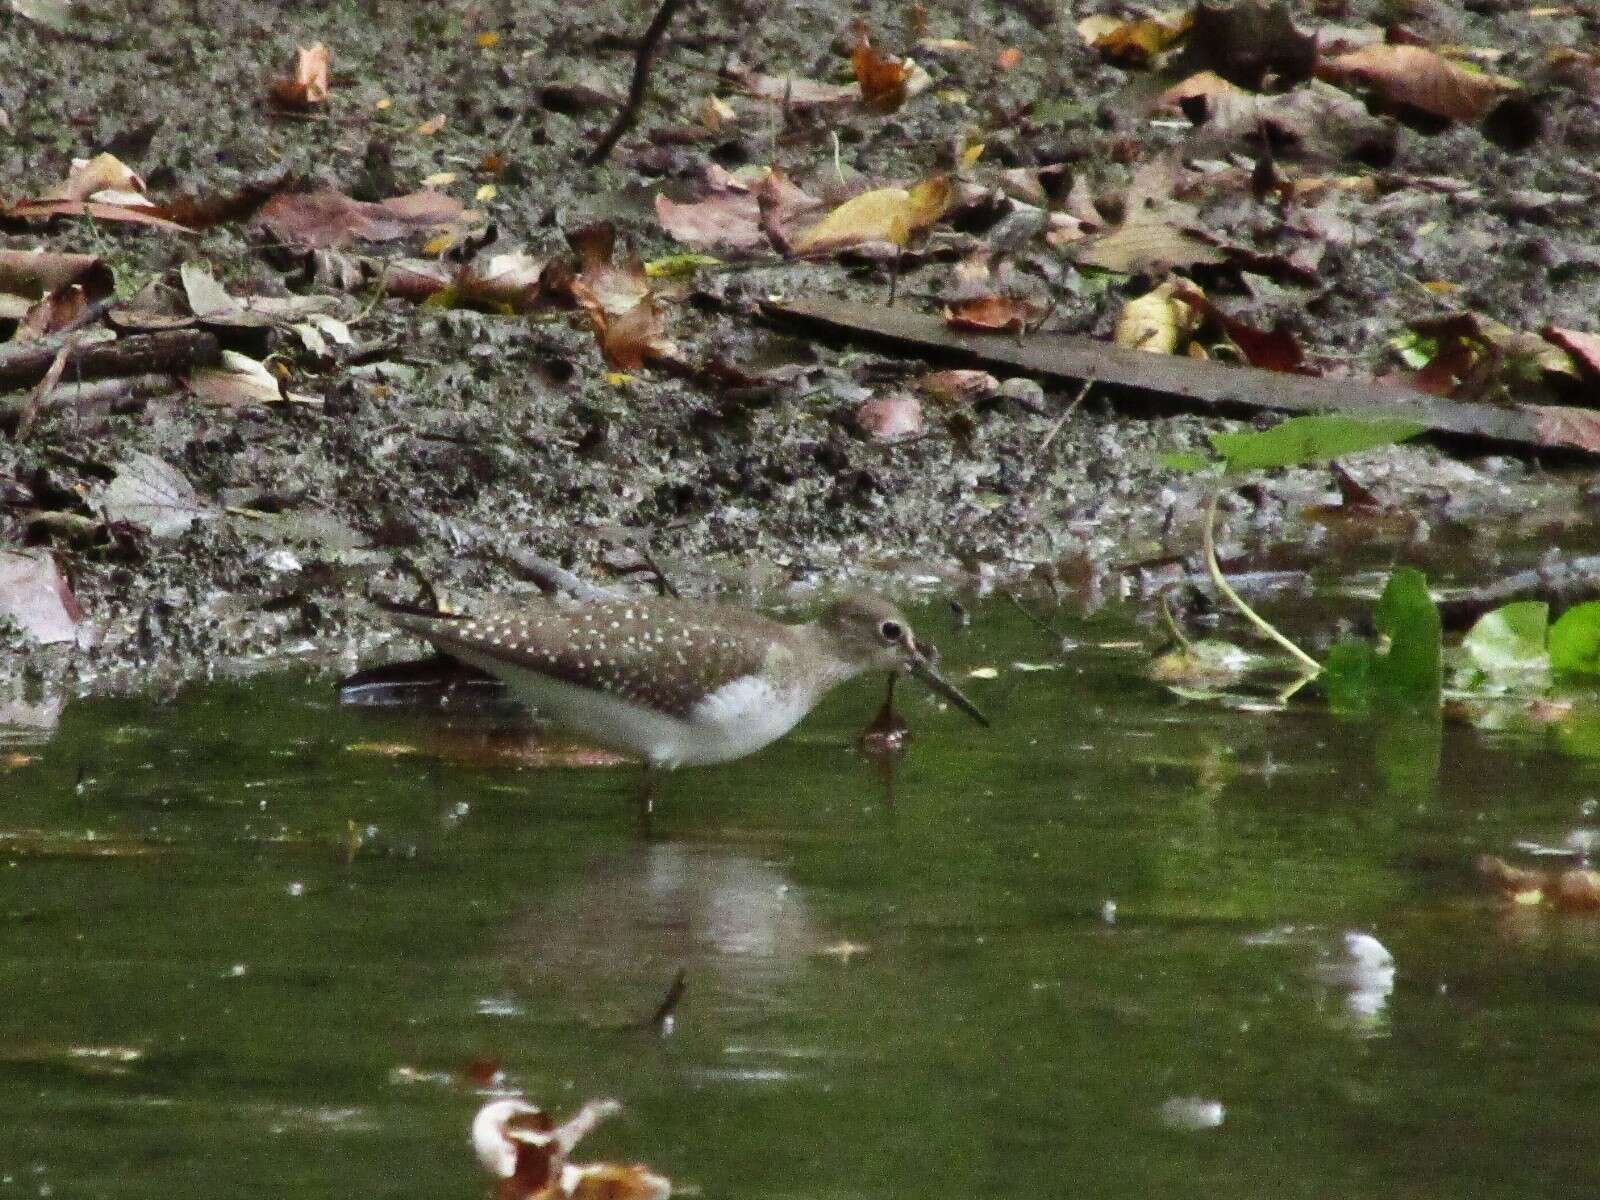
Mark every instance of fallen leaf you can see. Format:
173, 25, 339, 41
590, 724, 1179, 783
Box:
654, 167, 821, 254
1553, 868, 1600, 911
852, 24, 914, 113
190, 350, 293, 407
0, 551, 82, 645
0, 249, 112, 300
416, 113, 447, 135
1114, 282, 1200, 353
255, 188, 466, 249
100, 453, 215, 538
855, 392, 924, 439
44, 152, 146, 204
12, 283, 92, 342
1076, 9, 1192, 65
1531, 405, 1600, 453
269, 43, 331, 110
791, 175, 950, 254
1320, 44, 1519, 122
919, 368, 1001, 405
728, 62, 859, 108
943, 295, 1040, 334
1543, 327, 1600, 381
996, 46, 1023, 70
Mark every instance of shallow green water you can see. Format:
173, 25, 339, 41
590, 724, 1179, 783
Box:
4, 598, 1600, 1199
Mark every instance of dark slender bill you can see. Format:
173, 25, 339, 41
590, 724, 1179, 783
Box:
910, 655, 989, 726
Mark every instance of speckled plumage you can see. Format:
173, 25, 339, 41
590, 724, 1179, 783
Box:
394, 593, 983, 768
396, 598, 814, 720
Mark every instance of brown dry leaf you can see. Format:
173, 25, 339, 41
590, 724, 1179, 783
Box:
269, 43, 331, 109
1170, 283, 1309, 372
943, 295, 1040, 334
13, 284, 90, 342
1543, 327, 1600, 381
1176, 80, 1398, 166
0, 551, 82, 645
452, 251, 549, 312
45, 152, 146, 203
1530, 405, 1600, 453
2, 153, 195, 231
652, 167, 820, 254
1552, 869, 1600, 911
0, 249, 112, 299
856, 392, 924, 440
728, 62, 858, 108
568, 222, 679, 370
255, 188, 466, 249
559, 1163, 672, 1200
189, 351, 290, 408
1320, 44, 1519, 122
920, 369, 1001, 405
1074, 219, 1230, 273
1155, 70, 1244, 110
791, 175, 950, 255
1076, 9, 1193, 66
997, 46, 1023, 70
852, 24, 913, 113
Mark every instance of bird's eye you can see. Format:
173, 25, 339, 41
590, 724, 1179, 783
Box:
879, 620, 903, 642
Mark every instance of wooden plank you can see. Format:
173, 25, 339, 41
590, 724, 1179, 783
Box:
761, 298, 1595, 457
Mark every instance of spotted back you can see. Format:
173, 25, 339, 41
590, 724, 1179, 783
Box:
395, 598, 788, 719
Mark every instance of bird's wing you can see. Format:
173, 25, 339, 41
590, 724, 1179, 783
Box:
392, 601, 774, 719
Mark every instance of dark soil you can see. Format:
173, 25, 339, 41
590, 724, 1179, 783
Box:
1, 0, 1598, 695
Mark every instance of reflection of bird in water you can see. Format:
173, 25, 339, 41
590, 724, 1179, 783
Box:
501, 845, 816, 1025
472, 1098, 671, 1200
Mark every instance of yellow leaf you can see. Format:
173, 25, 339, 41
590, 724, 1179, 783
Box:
422, 171, 457, 188
1114, 282, 1199, 354
422, 231, 457, 255
374, 97, 392, 111
960, 141, 986, 169
1422, 280, 1461, 295
907, 174, 951, 227
476, 31, 500, 49
475, 183, 498, 202
605, 371, 636, 387
794, 187, 914, 252
416, 113, 447, 135
794, 177, 949, 254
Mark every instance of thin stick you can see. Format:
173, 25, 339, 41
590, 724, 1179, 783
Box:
1202, 488, 1321, 675
585, 0, 690, 165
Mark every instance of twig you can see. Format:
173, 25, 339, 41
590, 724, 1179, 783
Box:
585, 0, 690, 165
13, 347, 70, 440
1202, 488, 1321, 675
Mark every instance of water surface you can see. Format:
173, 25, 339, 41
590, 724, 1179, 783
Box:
3, 598, 1598, 1198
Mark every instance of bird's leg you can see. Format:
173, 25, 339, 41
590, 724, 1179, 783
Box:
634, 764, 658, 838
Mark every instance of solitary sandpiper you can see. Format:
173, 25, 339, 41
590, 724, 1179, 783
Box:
392, 593, 987, 772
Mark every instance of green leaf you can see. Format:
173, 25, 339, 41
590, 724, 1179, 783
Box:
1156, 450, 1212, 473
643, 253, 722, 279
1550, 601, 1600, 675
1209, 415, 1426, 472
1462, 601, 1549, 675
1320, 638, 1374, 713
1373, 567, 1441, 709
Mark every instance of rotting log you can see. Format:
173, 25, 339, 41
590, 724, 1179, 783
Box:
0, 330, 220, 391
760, 298, 1600, 459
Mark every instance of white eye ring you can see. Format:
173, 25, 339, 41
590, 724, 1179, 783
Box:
879, 620, 903, 642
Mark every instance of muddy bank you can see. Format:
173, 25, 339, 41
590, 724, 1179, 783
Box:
1, 0, 1598, 697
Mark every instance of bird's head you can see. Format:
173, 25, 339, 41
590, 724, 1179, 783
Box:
818, 595, 988, 725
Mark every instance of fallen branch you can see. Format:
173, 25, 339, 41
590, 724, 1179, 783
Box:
1436, 553, 1600, 630
0, 374, 180, 434
760, 299, 1600, 458
0, 330, 219, 391
585, 0, 690, 165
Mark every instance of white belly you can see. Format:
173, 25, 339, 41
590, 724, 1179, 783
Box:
459, 652, 813, 769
